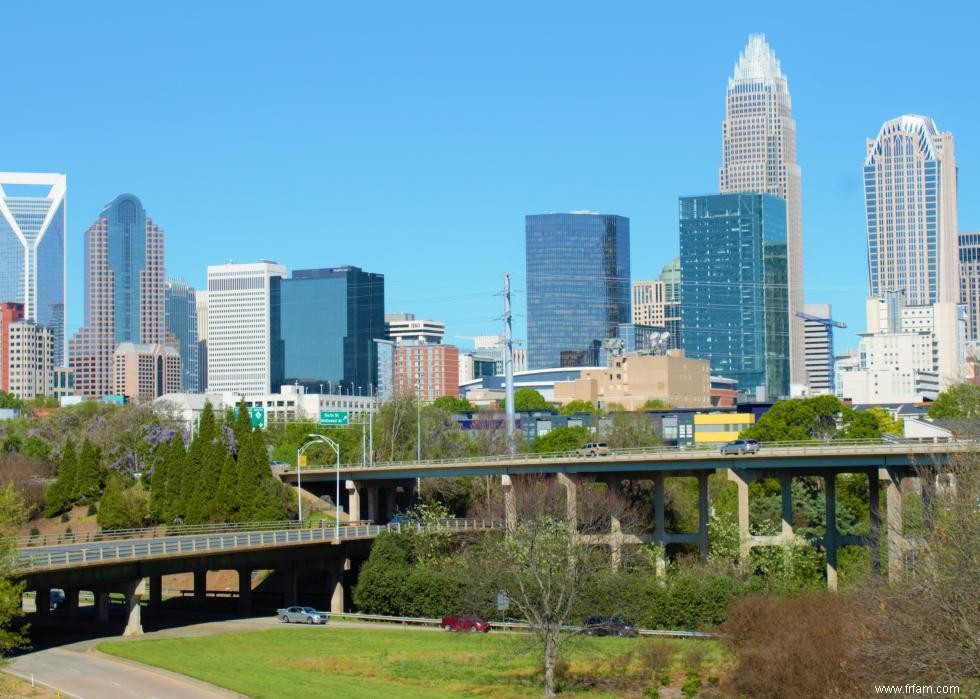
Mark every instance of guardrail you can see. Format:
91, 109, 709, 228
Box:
290, 437, 974, 472
16, 519, 501, 573
329, 611, 716, 638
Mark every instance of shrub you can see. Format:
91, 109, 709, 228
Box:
87, 503, 98, 516
59, 513, 69, 523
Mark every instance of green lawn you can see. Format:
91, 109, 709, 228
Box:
99, 627, 729, 698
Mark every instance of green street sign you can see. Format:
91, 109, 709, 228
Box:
319, 410, 349, 426
248, 407, 266, 429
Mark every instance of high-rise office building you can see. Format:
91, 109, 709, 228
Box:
165, 279, 199, 392
679, 193, 789, 400
0, 173, 66, 363
69, 194, 166, 398
280, 266, 385, 394
206, 261, 285, 395
394, 342, 460, 401
960, 232, 980, 341
720, 35, 804, 388
195, 290, 208, 391
113, 342, 181, 402
6, 320, 54, 400
385, 313, 446, 344
632, 259, 681, 350
802, 303, 835, 395
526, 212, 630, 369
865, 115, 958, 306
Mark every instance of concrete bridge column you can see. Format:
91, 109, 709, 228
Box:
346, 480, 361, 521
653, 473, 666, 577
237, 569, 253, 612
384, 489, 396, 520
779, 474, 794, 542
868, 469, 881, 576
65, 588, 80, 620
697, 472, 710, 561
557, 472, 578, 533
281, 565, 298, 607
95, 590, 110, 623
606, 478, 623, 570
122, 580, 143, 636
193, 570, 208, 607
728, 469, 752, 563
148, 576, 163, 609
501, 475, 516, 532
883, 468, 905, 581
824, 474, 839, 591
367, 486, 379, 523
328, 558, 347, 614
36, 587, 50, 616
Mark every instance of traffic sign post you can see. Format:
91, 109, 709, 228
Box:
319, 411, 349, 426
247, 407, 266, 429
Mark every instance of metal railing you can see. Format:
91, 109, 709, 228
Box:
290, 437, 974, 473
16, 518, 501, 573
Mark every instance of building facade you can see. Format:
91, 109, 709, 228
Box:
7, 320, 54, 400
165, 279, 199, 392
69, 194, 166, 398
959, 232, 980, 341
802, 303, 835, 395
0, 173, 66, 363
206, 261, 286, 395
0, 302, 24, 393
865, 115, 958, 306
195, 289, 208, 391
394, 342, 460, 402
112, 342, 181, 402
385, 313, 445, 344
719, 35, 804, 388
631, 259, 681, 350
679, 193, 789, 400
280, 266, 385, 395
526, 212, 630, 369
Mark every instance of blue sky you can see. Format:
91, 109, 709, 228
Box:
2, 1, 976, 351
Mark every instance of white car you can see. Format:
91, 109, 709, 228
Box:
277, 606, 329, 624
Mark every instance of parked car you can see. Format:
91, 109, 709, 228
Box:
577, 442, 610, 457
49, 589, 65, 611
441, 614, 491, 632
719, 439, 759, 455
277, 606, 329, 624
583, 616, 639, 637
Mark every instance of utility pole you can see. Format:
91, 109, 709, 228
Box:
503, 272, 515, 454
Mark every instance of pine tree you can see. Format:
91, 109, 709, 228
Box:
232, 401, 253, 456
235, 431, 285, 522
210, 451, 239, 522
149, 434, 184, 524
44, 440, 77, 517
75, 439, 102, 503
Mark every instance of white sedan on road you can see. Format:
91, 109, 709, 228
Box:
277, 606, 329, 624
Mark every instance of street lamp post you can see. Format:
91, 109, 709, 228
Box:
297, 434, 341, 539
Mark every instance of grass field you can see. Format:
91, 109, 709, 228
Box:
99, 626, 730, 698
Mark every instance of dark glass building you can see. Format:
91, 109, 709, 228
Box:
164, 279, 198, 392
679, 194, 789, 400
279, 266, 385, 394
525, 213, 631, 370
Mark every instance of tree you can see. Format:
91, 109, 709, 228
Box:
600, 412, 661, 449
531, 426, 591, 454
432, 396, 474, 413
0, 485, 28, 657
235, 431, 286, 522
0, 392, 23, 410
97, 474, 150, 530
44, 440, 77, 516
927, 383, 980, 419
74, 439, 102, 503
558, 400, 598, 416
513, 388, 551, 412
641, 398, 672, 410
740, 396, 843, 442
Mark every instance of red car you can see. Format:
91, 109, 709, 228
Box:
441, 614, 491, 632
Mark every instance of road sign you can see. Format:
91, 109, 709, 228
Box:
496, 590, 510, 611
297, 454, 308, 468
247, 406, 266, 429
319, 410, 349, 426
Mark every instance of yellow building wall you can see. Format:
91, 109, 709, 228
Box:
692, 413, 755, 443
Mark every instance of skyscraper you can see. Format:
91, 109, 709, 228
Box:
720, 35, 804, 388
0, 172, 66, 363
960, 232, 980, 341
679, 193, 789, 400
802, 303, 835, 395
165, 279, 199, 392
631, 258, 681, 350
280, 266, 385, 394
69, 194, 166, 398
865, 115, 958, 305
206, 261, 285, 395
526, 212, 630, 369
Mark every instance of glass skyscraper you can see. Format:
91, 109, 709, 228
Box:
279, 266, 385, 394
526, 213, 630, 370
679, 194, 789, 400
165, 279, 199, 392
0, 173, 66, 363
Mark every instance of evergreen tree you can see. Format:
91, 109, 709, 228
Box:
74, 439, 102, 503
149, 434, 185, 523
44, 441, 77, 517
97, 474, 150, 531
232, 401, 253, 455
210, 451, 239, 522
235, 431, 285, 521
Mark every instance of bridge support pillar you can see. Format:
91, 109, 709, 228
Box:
501, 475, 516, 532
36, 587, 50, 616
346, 480, 361, 521
697, 472, 710, 562
122, 580, 142, 636
824, 474, 839, 592
606, 478, 623, 570
193, 570, 207, 607
728, 469, 752, 563
237, 569, 253, 612
66, 588, 80, 620
95, 590, 110, 623
868, 469, 881, 576
779, 474, 794, 542
328, 558, 347, 614
281, 565, 298, 606
367, 487, 379, 523
653, 473, 666, 577
557, 473, 577, 533
148, 576, 162, 609
384, 489, 396, 520
882, 468, 906, 581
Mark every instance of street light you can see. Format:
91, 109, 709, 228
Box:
297, 434, 341, 539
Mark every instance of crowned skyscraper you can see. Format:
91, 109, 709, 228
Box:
720, 34, 804, 389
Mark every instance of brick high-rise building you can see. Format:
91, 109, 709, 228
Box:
0, 302, 25, 393
7, 321, 54, 400
69, 194, 166, 398
394, 342, 459, 402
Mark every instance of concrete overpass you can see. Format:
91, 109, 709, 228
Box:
285, 439, 971, 589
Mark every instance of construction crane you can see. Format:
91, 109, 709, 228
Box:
795, 311, 847, 329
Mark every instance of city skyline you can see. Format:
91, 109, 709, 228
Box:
0, 3, 977, 355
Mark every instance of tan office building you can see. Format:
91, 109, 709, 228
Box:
113, 343, 181, 402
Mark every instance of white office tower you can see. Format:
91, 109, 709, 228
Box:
206, 261, 286, 395
838, 294, 965, 404
720, 35, 805, 388
803, 304, 834, 395
7, 321, 54, 400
